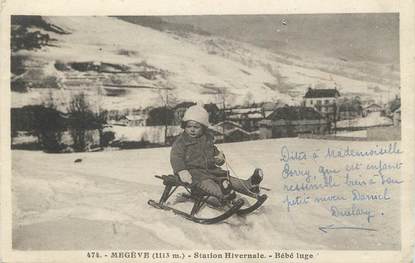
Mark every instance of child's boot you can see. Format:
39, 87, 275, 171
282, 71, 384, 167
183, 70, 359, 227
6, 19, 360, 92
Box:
248, 168, 264, 194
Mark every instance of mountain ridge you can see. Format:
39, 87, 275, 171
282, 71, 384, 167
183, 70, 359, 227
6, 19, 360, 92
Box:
11, 16, 399, 112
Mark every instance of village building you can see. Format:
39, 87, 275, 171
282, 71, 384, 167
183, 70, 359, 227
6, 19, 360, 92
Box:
121, 115, 147, 126
303, 87, 340, 121
362, 103, 383, 117
225, 107, 265, 132
211, 120, 243, 134
225, 127, 253, 142
210, 120, 256, 142
260, 101, 287, 119
259, 106, 328, 139
108, 112, 148, 127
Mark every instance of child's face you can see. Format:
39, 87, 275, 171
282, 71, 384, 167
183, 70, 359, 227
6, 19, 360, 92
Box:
184, 121, 203, 138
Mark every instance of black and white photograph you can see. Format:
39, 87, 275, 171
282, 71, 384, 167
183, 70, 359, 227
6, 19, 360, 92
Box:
1, 1, 414, 262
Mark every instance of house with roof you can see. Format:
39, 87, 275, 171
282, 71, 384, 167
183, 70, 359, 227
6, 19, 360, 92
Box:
225, 127, 254, 142
211, 120, 242, 134
117, 115, 147, 126
225, 107, 265, 132
259, 106, 328, 139
304, 87, 340, 120
362, 103, 383, 117
260, 101, 288, 119
210, 120, 257, 142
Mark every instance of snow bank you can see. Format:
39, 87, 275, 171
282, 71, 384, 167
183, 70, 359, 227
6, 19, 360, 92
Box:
12, 138, 401, 250
335, 130, 367, 138
337, 112, 393, 129
110, 125, 182, 144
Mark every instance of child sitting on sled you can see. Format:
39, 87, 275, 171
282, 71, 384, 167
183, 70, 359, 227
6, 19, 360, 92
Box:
170, 104, 263, 202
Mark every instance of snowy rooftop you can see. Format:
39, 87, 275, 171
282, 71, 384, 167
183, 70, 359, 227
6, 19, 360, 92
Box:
304, 88, 340, 98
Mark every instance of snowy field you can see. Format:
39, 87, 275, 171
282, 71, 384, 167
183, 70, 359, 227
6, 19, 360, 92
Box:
12, 138, 401, 250
335, 130, 367, 138
337, 112, 393, 129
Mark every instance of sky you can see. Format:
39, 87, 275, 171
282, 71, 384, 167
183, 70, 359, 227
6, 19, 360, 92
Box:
161, 13, 399, 65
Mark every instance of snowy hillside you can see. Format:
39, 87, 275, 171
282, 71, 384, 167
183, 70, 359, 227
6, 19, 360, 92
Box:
11, 16, 399, 111
12, 138, 401, 250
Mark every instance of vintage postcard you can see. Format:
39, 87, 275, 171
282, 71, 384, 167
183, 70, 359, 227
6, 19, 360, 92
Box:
1, 0, 414, 262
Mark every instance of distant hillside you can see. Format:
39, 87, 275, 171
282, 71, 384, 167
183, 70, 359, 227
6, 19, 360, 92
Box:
161, 14, 400, 65
115, 16, 211, 36
11, 16, 399, 112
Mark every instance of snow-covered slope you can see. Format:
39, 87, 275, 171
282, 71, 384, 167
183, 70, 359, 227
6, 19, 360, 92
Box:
12, 138, 401, 250
12, 16, 400, 111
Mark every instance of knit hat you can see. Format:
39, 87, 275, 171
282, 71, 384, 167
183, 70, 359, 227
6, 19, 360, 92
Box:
182, 105, 210, 127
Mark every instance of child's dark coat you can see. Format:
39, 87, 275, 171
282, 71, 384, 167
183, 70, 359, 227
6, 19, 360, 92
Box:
170, 131, 226, 185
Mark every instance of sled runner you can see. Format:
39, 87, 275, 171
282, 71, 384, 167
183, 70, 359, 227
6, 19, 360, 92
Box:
237, 193, 268, 216
148, 174, 267, 224
178, 191, 268, 216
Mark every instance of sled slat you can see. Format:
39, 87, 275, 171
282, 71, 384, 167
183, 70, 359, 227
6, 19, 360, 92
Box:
148, 199, 244, 224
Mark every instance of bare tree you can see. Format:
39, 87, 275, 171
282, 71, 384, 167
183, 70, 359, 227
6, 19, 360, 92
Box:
156, 82, 176, 144
67, 92, 98, 152
35, 91, 65, 152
